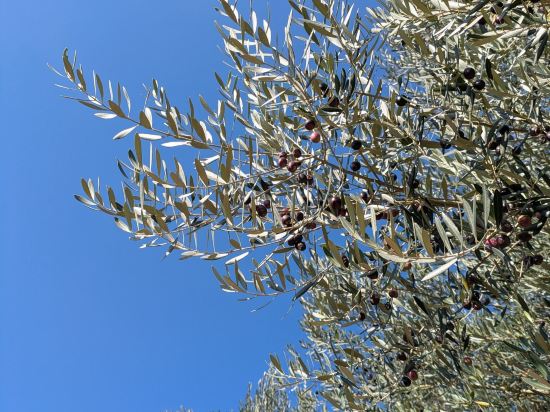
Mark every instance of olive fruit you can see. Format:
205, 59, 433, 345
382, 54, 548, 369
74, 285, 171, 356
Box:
255, 204, 268, 217
281, 214, 292, 227
330, 196, 342, 212
287, 160, 301, 173
517, 215, 531, 227
408, 370, 418, 381
396, 95, 408, 107
499, 124, 510, 135
473, 79, 486, 90
463, 67, 476, 80
310, 131, 321, 143
532, 254, 543, 265
350, 140, 362, 150
366, 269, 379, 280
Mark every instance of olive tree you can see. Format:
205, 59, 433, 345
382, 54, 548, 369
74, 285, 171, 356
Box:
54, 0, 550, 409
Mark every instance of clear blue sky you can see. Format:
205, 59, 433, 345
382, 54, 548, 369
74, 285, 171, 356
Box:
0, 1, 303, 411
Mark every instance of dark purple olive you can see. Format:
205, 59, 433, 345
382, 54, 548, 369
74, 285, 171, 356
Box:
262, 199, 271, 209
281, 214, 292, 226
351, 140, 362, 150
366, 269, 379, 280
328, 96, 339, 107
288, 234, 303, 246
255, 204, 268, 217
518, 215, 531, 227
463, 67, 476, 80
473, 79, 485, 91
296, 211, 304, 221
287, 160, 301, 173
532, 254, 543, 265
330, 196, 342, 212
488, 139, 498, 150
305, 120, 316, 131
499, 124, 510, 135
396, 95, 408, 107
278, 157, 288, 168
350, 161, 361, 172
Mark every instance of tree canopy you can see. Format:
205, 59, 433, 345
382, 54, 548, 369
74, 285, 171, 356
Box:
54, 0, 550, 409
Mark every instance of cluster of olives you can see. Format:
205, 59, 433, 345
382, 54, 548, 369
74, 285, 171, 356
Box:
287, 233, 306, 251
463, 67, 486, 91
328, 195, 348, 217
485, 121, 550, 158
277, 149, 302, 172
401, 369, 419, 387
305, 119, 321, 143
254, 198, 271, 218
484, 233, 511, 249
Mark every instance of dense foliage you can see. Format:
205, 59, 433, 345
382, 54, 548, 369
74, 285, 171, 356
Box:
55, 0, 550, 409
